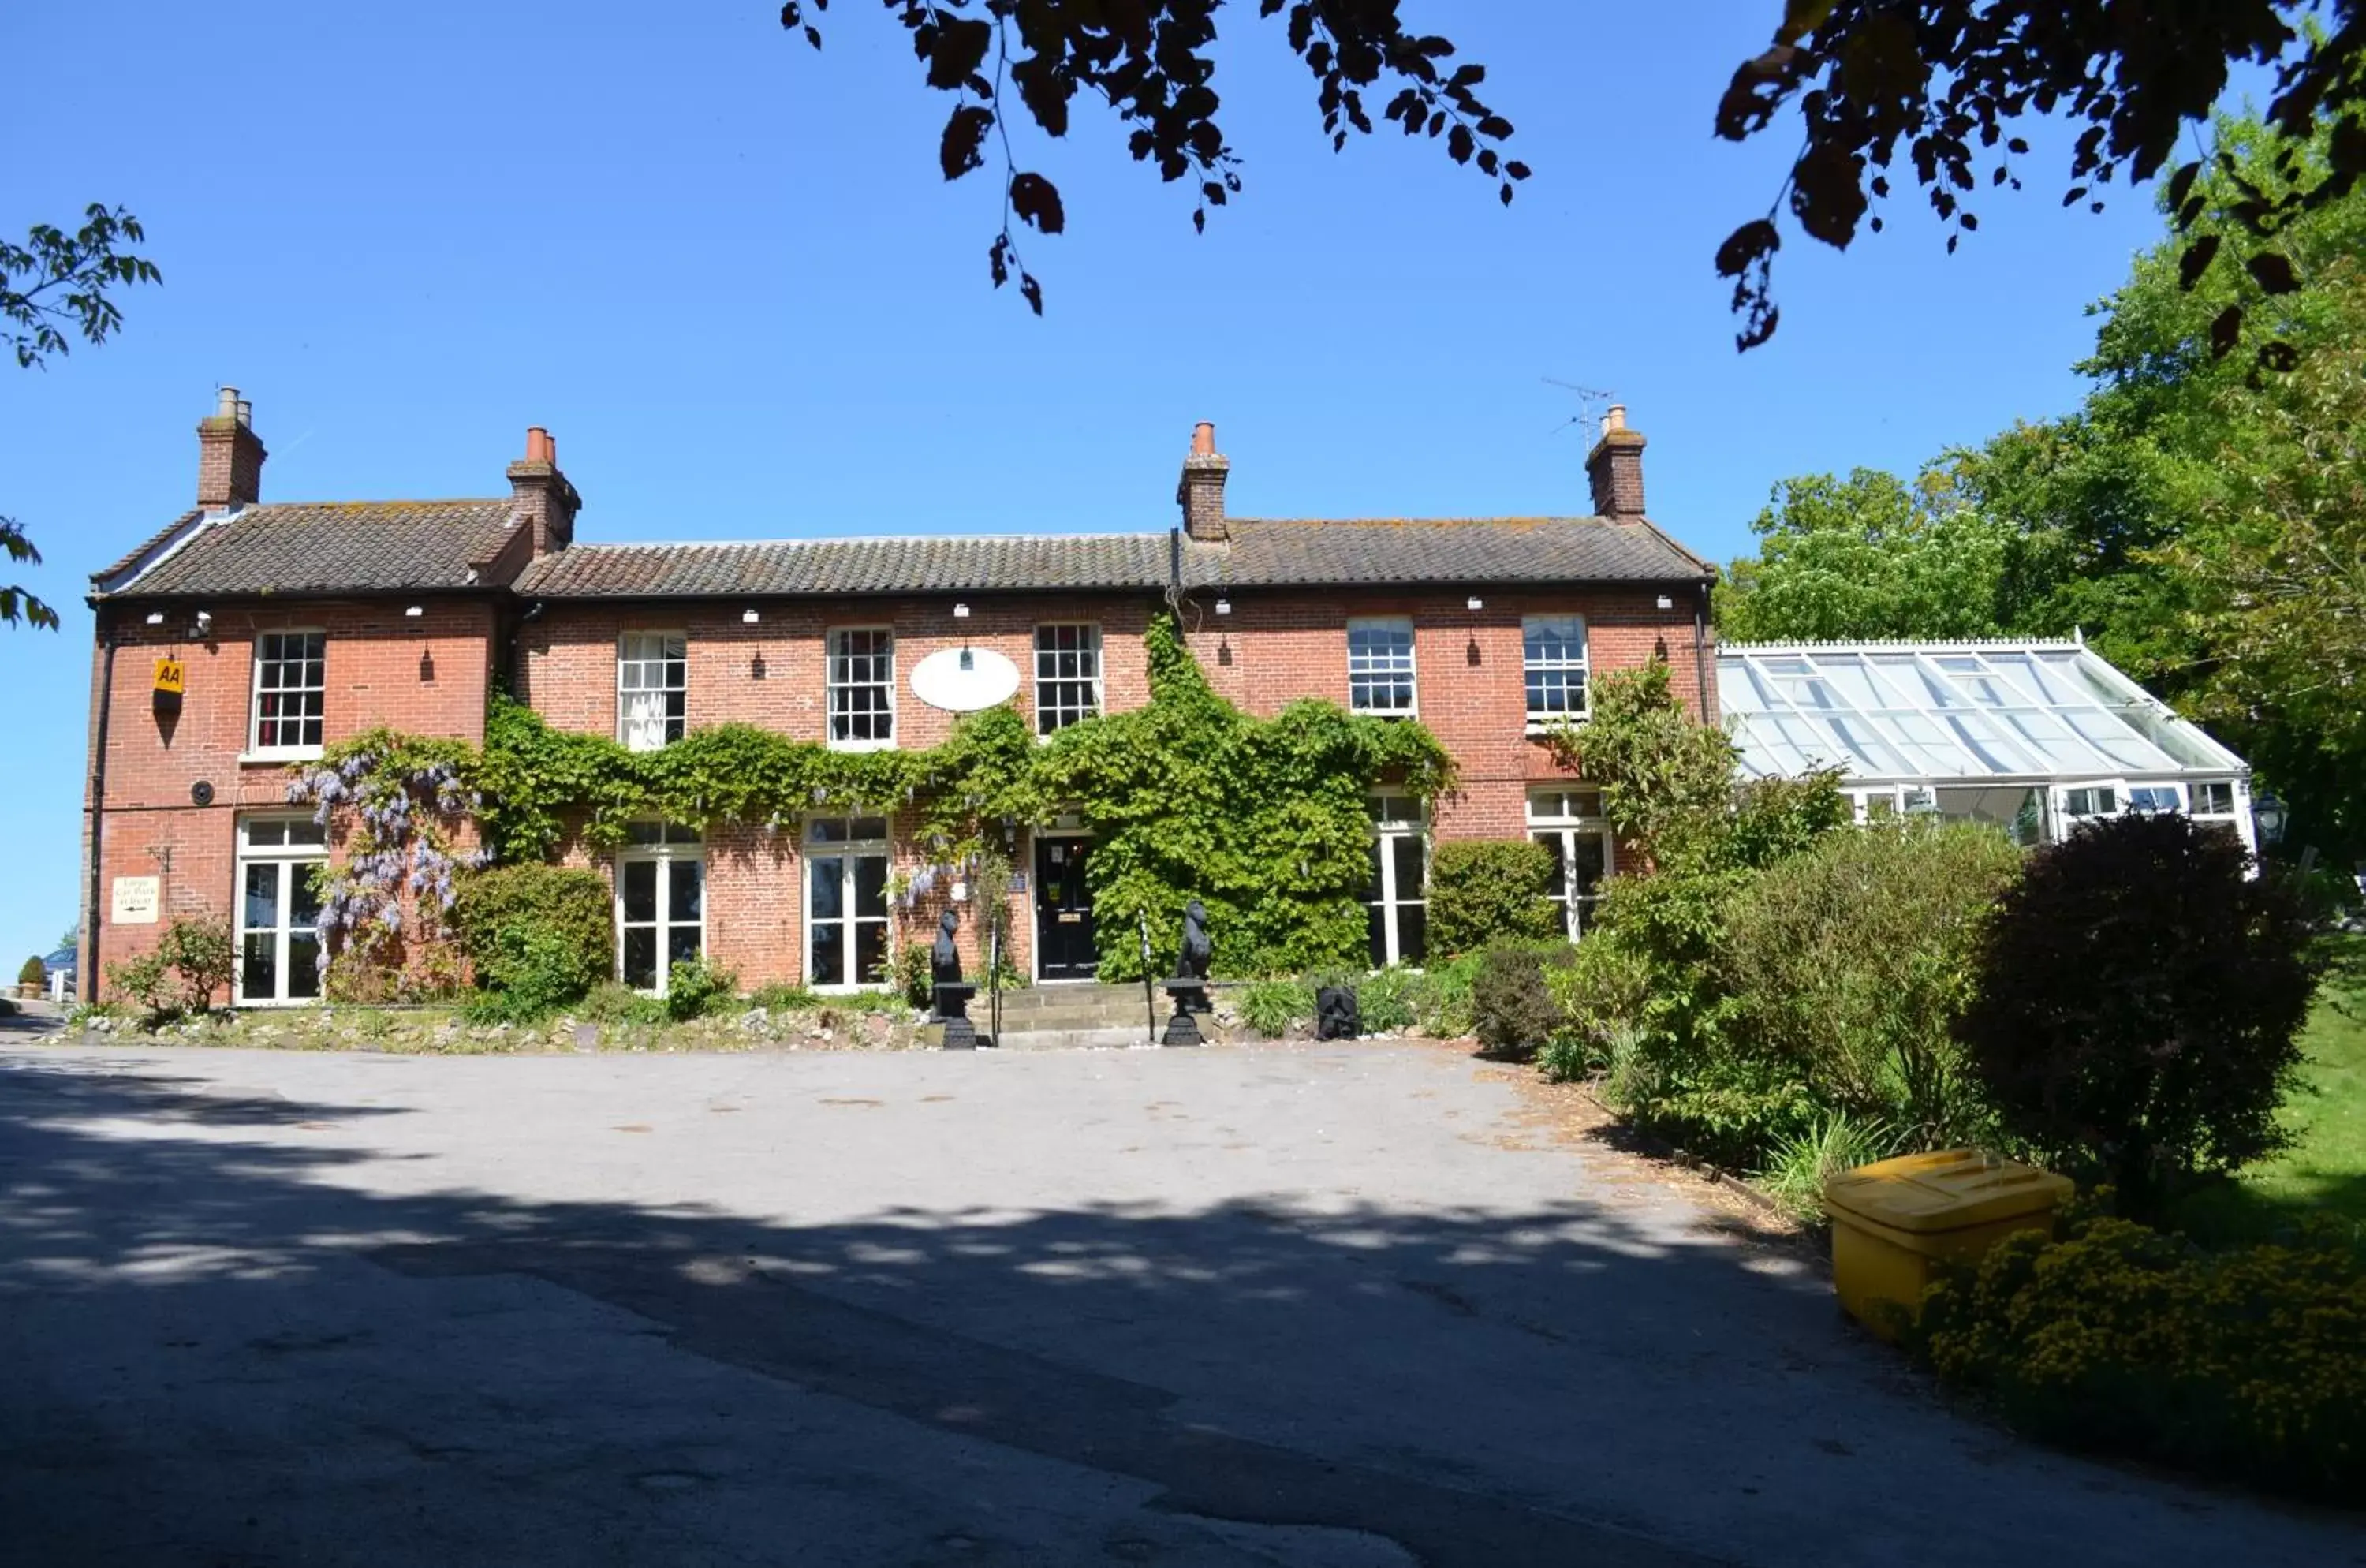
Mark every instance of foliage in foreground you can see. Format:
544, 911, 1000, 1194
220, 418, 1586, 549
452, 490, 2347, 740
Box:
1957, 814, 2323, 1222
1915, 1201, 2366, 1503
452, 864, 614, 1015
1425, 841, 1561, 957
104, 917, 234, 1021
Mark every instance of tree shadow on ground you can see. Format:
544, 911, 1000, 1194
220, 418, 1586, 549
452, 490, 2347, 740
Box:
0, 1055, 2352, 1568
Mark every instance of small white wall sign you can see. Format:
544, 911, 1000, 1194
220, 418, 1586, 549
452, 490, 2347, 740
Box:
111, 876, 161, 925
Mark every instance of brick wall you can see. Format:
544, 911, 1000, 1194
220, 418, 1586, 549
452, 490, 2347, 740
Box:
82, 597, 498, 997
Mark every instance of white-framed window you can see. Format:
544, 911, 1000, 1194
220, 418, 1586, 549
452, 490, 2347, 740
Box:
2060, 784, 2120, 821
1523, 615, 1590, 729
2126, 782, 2186, 816
235, 815, 328, 1005
1528, 789, 1613, 941
2192, 781, 2239, 817
1347, 617, 1417, 716
807, 816, 891, 989
250, 629, 327, 755
1035, 623, 1103, 734
1366, 793, 1427, 967
828, 628, 895, 749
618, 823, 704, 995
618, 632, 687, 752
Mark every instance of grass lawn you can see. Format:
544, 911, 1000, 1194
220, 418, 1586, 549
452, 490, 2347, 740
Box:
2174, 934, 2366, 1249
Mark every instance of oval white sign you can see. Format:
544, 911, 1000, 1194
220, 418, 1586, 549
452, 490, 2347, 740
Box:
910, 644, 1021, 712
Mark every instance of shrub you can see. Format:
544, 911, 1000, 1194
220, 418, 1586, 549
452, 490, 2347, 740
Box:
1956, 814, 2323, 1220
1543, 933, 1658, 1069
1720, 822, 2022, 1148
1405, 951, 1481, 1038
1915, 1204, 2366, 1501
664, 958, 739, 1021
1239, 977, 1313, 1037
580, 981, 664, 1025
158, 917, 237, 1013
465, 922, 592, 1024
1471, 940, 1574, 1057
892, 939, 933, 1007
452, 864, 612, 1002
17, 954, 46, 987
1753, 1111, 1901, 1220
1426, 841, 1562, 956
748, 981, 821, 1013
1355, 966, 1419, 1034
105, 950, 175, 1021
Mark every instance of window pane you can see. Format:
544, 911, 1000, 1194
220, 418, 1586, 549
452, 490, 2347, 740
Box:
853, 854, 888, 918
808, 857, 845, 920
289, 862, 324, 927
1398, 905, 1427, 966
855, 920, 890, 987
666, 924, 703, 969
1571, 834, 1608, 898
244, 863, 280, 931
626, 822, 664, 845
622, 860, 658, 923
623, 928, 658, 989
285, 820, 326, 847
1366, 838, 1386, 902
809, 925, 843, 988
286, 934, 322, 999
808, 819, 848, 844
1392, 834, 1425, 898
669, 860, 702, 923
850, 817, 888, 841
242, 932, 277, 999
246, 820, 285, 848
1532, 831, 1568, 898
1368, 905, 1389, 969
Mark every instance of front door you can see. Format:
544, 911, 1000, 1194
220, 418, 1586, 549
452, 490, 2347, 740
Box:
1035, 836, 1097, 980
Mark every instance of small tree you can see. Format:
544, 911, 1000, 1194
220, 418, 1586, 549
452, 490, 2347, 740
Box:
1956, 814, 2323, 1219
1546, 662, 1737, 873
1427, 841, 1561, 956
159, 917, 235, 1012
17, 955, 43, 987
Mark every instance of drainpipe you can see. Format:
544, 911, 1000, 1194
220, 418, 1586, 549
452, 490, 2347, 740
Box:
85, 617, 119, 1004
1692, 583, 1713, 722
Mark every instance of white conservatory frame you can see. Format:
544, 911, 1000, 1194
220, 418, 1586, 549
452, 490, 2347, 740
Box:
1717, 637, 2256, 857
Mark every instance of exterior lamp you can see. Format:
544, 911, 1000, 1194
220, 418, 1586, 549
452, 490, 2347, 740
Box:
742, 608, 760, 625
144, 611, 166, 625
1214, 597, 1232, 616
2254, 791, 2289, 847
1466, 595, 1484, 612
404, 605, 424, 618
953, 602, 971, 619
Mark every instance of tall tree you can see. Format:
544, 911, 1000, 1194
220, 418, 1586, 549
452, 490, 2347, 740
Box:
1715, 466, 2011, 643
2, 203, 160, 632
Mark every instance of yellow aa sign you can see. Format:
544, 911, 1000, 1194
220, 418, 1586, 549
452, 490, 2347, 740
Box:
153, 655, 185, 696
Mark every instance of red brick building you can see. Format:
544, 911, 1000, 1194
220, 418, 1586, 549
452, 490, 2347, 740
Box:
81, 394, 1715, 1003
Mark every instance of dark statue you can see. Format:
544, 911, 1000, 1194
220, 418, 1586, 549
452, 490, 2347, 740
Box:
931, 908, 962, 986
1174, 899, 1211, 982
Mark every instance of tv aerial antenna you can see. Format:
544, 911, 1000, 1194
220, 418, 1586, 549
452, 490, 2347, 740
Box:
1541, 376, 1614, 439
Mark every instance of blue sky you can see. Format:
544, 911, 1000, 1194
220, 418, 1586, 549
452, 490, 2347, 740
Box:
6, 2, 2192, 969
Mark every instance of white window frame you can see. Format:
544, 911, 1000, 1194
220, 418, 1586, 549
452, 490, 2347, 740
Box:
1034, 622, 1104, 735
617, 631, 688, 752
1347, 617, 1418, 717
827, 627, 897, 751
233, 813, 329, 1006
2124, 782, 2188, 816
1367, 793, 1428, 968
616, 823, 705, 995
1522, 615, 1591, 731
1526, 789, 1614, 942
247, 629, 327, 760
2054, 781, 2126, 833
804, 816, 893, 991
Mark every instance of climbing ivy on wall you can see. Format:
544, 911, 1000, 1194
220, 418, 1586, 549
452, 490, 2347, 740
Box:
320, 613, 1454, 984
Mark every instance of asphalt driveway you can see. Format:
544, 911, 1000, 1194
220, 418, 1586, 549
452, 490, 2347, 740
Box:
0, 1041, 2354, 1567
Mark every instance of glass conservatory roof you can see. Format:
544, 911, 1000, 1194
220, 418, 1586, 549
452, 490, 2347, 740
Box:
1717, 640, 2247, 783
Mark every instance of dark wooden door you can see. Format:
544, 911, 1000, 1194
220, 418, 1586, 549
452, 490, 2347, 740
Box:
1035, 836, 1097, 980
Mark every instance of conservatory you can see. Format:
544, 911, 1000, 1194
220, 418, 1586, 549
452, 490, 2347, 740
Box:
1717, 637, 2256, 856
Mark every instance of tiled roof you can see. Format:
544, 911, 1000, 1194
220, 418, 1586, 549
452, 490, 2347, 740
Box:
512, 517, 1709, 599
95, 500, 521, 598
513, 533, 1178, 598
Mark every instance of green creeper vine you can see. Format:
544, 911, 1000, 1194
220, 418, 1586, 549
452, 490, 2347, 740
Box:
323, 613, 1454, 985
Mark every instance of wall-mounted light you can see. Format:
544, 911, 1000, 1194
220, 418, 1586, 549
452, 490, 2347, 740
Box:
1215, 597, 1232, 616
1656, 594, 1674, 610
1466, 595, 1484, 612
742, 608, 760, 625
144, 611, 166, 626
192, 610, 213, 639
404, 605, 424, 618
953, 603, 971, 619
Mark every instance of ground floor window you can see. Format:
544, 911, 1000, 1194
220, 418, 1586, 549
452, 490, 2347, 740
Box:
236, 816, 327, 1004
1367, 793, 1427, 967
808, 816, 890, 989
1527, 790, 1612, 941
619, 823, 704, 994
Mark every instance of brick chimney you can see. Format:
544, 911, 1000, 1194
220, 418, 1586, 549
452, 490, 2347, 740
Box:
1585, 403, 1647, 520
196, 386, 266, 510
507, 426, 581, 555
1177, 420, 1230, 543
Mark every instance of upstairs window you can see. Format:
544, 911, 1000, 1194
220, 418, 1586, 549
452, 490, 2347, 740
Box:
829, 628, 895, 748
1036, 623, 1103, 734
251, 630, 327, 754
1523, 616, 1589, 727
1347, 618, 1417, 716
618, 633, 687, 752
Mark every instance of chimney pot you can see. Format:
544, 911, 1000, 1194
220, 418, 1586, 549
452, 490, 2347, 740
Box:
1191, 421, 1215, 457
216, 386, 240, 420
524, 426, 554, 464
1603, 403, 1627, 435
509, 426, 580, 557
1177, 421, 1230, 543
